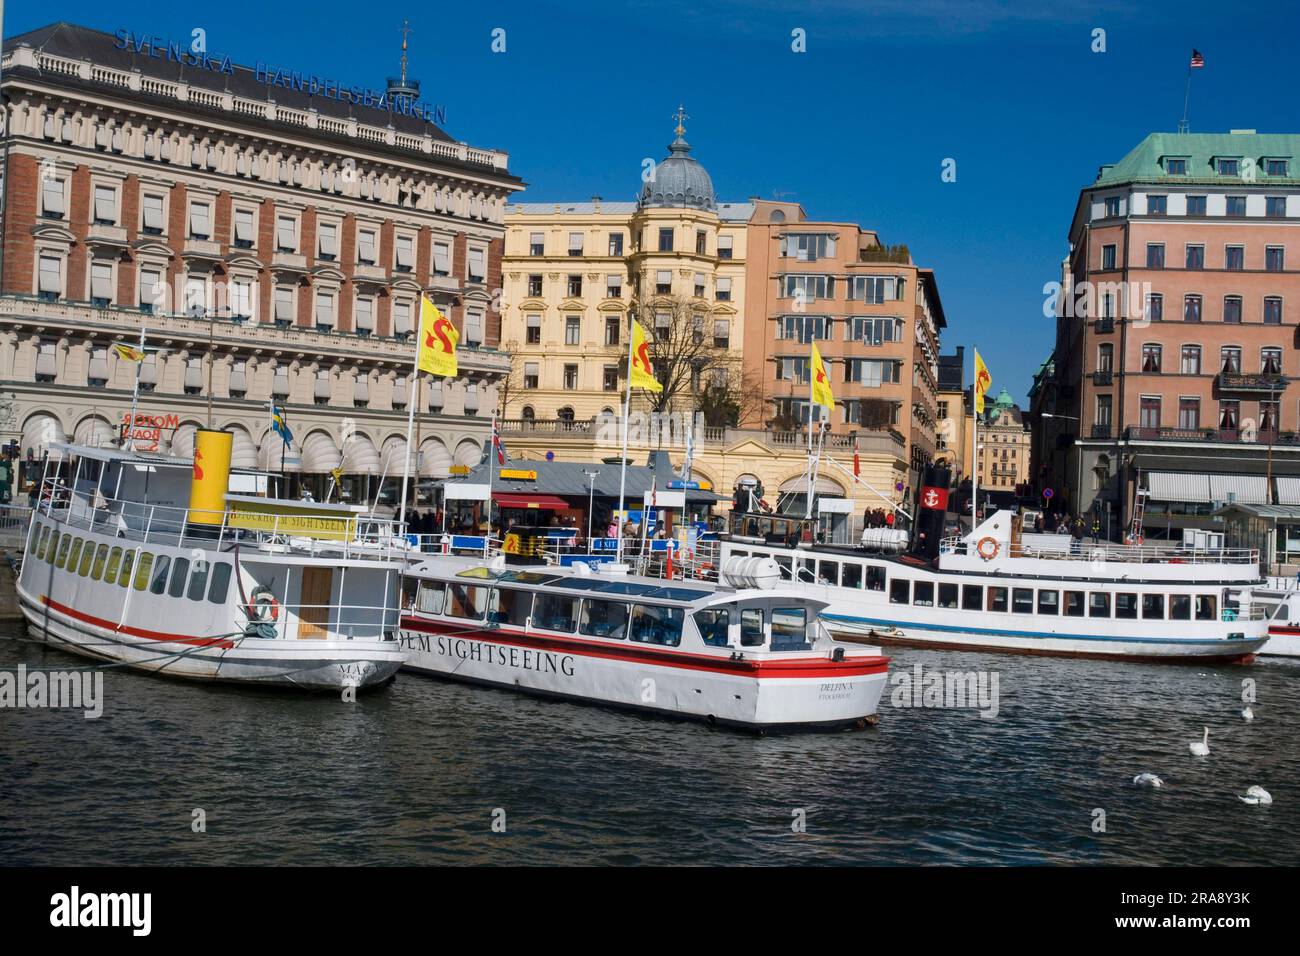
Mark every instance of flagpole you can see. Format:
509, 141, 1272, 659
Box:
1179, 64, 1192, 133
615, 321, 636, 566
397, 365, 419, 532
124, 317, 146, 452
971, 345, 978, 532
805, 346, 814, 519
484, 408, 496, 556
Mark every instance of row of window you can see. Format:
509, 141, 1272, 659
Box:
1096, 290, 1288, 325
774, 315, 905, 345
1101, 187, 1292, 221
523, 272, 734, 302
526, 229, 735, 259
1131, 343, 1286, 376
770, 397, 901, 427
775, 356, 902, 387
29, 523, 233, 604
1119, 241, 1288, 272
520, 314, 730, 351
780, 275, 907, 303
1107, 395, 1281, 433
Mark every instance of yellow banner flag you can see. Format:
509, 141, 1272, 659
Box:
417, 298, 458, 377
113, 343, 145, 362
974, 349, 992, 414
811, 343, 835, 408
629, 320, 663, 393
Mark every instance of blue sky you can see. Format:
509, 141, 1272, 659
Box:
7, 1, 1296, 402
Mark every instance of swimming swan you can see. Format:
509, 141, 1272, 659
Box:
1133, 773, 1164, 788
1241, 706, 1254, 721
1189, 727, 1210, 756
1238, 786, 1272, 806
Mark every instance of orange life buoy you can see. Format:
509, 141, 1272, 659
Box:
976, 536, 1000, 561
695, 562, 713, 580
250, 586, 280, 622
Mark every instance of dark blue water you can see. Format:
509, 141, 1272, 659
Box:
1, 623, 1296, 865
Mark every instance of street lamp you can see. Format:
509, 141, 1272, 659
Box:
584, 469, 601, 543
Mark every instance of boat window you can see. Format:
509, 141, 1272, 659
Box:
64, 538, 82, 572
91, 544, 109, 580
55, 534, 72, 569
987, 587, 1008, 612
866, 566, 886, 591
77, 541, 95, 577
1115, 593, 1138, 619
962, 584, 982, 611
105, 547, 123, 583
580, 598, 628, 639
1170, 594, 1192, 620
168, 557, 190, 598
208, 563, 232, 603
1089, 593, 1110, 617
119, 549, 135, 588
841, 564, 862, 589
534, 593, 579, 632
1195, 595, 1217, 620
939, 583, 959, 609
1037, 590, 1059, 615
33, 525, 48, 559
913, 581, 934, 606
817, 561, 839, 586
1012, 588, 1034, 614
772, 608, 810, 651
187, 560, 210, 601
417, 581, 445, 615
741, 608, 765, 646
695, 608, 730, 647
890, 579, 910, 604
149, 554, 172, 595
42, 528, 58, 562
1142, 594, 1165, 619
134, 552, 154, 591
731, 550, 748, 559
1065, 591, 1086, 617
489, 588, 531, 627
630, 604, 684, 647
446, 583, 487, 621
775, 556, 792, 580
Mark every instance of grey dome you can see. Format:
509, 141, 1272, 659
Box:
638, 132, 716, 211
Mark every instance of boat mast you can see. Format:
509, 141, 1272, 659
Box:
615, 314, 636, 566
971, 343, 978, 532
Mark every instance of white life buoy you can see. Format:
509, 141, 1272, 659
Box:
249, 585, 280, 623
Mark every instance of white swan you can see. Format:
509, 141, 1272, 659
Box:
1189, 727, 1210, 756
1133, 773, 1164, 788
1241, 706, 1254, 721
1238, 786, 1272, 806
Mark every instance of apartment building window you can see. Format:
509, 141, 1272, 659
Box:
654, 311, 671, 338
354, 296, 375, 337
314, 369, 332, 405
1187, 195, 1207, 215
606, 275, 622, 298
778, 357, 811, 383
87, 347, 109, 388
845, 359, 900, 387
1146, 243, 1165, 268
138, 266, 162, 312
655, 270, 672, 294
184, 276, 207, 317
34, 340, 59, 382
1221, 347, 1242, 374
658, 228, 673, 252
1142, 344, 1162, 373
1166, 158, 1188, 175
275, 216, 297, 253
1184, 295, 1203, 322
231, 208, 255, 249
530, 232, 544, 256
1180, 345, 1202, 375
314, 290, 335, 331
1266, 159, 1290, 177
525, 314, 541, 344
184, 358, 205, 396
1178, 397, 1201, 430
694, 273, 706, 297
1220, 399, 1240, 431
1104, 196, 1121, 218
1148, 194, 1167, 215
563, 364, 578, 389
567, 274, 583, 297
696, 230, 707, 254
717, 235, 733, 260
782, 233, 835, 261
464, 310, 484, 348
1186, 244, 1204, 270
1097, 342, 1113, 372
1217, 158, 1240, 176
432, 240, 451, 277
1261, 347, 1283, 374
394, 235, 414, 273
713, 320, 730, 349
608, 232, 623, 256
357, 229, 377, 266
393, 299, 416, 340
89, 262, 113, 306
1266, 196, 1287, 218
468, 248, 486, 283
312, 221, 337, 261
1266, 246, 1285, 272
1225, 245, 1244, 270
92, 185, 117, 225
274, 287, 294, 328
604, 316, 620, 347
1101, 244, 1116, 270
603, 365, 619, 391
1261, 400, 1280, 433
188, 201, 211, 240
783, 274, 833, 301
40, 177, 66, 219
567, 232, 584, 256
1139, 396, 1162, 431
523, 362, 539, 390
1226, 195, 1247, 216
1096, 394, 1113, 427
142, 194, 165, 235
1264, 296, 1283, 325
527, 274, 543, 297
1147, 293, 1163, 322
716, 277, 732, 301
779, 315, 830, 343
565, 316, 580, 345
1223, 295, 1242, 323
231, 279, 254, 321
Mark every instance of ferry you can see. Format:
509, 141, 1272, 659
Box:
17, 431, 407, 690
397, 554, 890, 731
1238, 586, 1300, 657
719, 465, 1270, 664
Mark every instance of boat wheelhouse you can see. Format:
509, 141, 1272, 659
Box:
398, 555, 890, 731
17, 437, 407, 690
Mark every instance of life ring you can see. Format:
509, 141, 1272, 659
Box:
695, 562, 714, 580
248, 585, 280, 623
976, 536, 1000, 561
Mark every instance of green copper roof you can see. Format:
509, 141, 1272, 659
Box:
1093, 131, 1300, 187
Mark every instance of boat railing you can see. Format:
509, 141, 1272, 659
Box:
938, 535, 1259, 566
33, 479, 411, 563
246, 601, 398, 642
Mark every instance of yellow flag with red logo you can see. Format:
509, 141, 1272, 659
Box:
112, 343, 145, 362
974, 349, 991, 414
417, 297, 458, 377
629, 320, 663, 392
810, 343, 835, 408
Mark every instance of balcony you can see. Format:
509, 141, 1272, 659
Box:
1215, 372, 1289, 393
428, 274, 461, 295
1094, 317, 1115, 334
181, 237, 222, 262
353, 263, 388, 285
1090, 424, 1113, 439
1123, 425, 1299, 446
1092, 370, 1113, 386
271, 251, 308, 274
85, 222, 128, 251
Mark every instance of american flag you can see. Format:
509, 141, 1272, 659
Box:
1190, 49, 1204, 68
492, 418, 507, 465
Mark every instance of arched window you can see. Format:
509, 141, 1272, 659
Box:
557, 406, 575, 423
521, 405, 535, 421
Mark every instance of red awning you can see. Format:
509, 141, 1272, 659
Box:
494, 492, 570, 510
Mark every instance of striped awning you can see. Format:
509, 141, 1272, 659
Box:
340, 434, 380, 475
230, 428, 259, 470
1210, 474, 1269, 505
1276, 477, 1300, 505
1145, 471, 1211, 503
301, 431, 341, 473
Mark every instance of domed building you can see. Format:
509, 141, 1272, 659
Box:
977, 387, 1032, 492
638, 125, 717, 211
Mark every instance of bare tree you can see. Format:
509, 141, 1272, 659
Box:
633, 295, 739, 417
495, 337, 527, 419
697, 365, 765, 429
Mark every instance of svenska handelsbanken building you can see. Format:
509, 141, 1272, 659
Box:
0, 22, 522, 501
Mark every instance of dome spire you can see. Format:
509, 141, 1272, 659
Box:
673, 103, 689, 139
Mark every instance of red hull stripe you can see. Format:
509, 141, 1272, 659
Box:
400, 615, 889, 679
1269, 626, 1300, 635
39, 595, 235, 649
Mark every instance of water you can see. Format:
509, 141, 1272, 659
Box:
2, 622, 1297, 865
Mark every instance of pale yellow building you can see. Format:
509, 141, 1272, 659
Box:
976, 388, 1032, 491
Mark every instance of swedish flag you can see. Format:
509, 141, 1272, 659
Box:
271, 404, 293, 446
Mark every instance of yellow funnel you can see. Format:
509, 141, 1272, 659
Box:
189, 428, 233, 525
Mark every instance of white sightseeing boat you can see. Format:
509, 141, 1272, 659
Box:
720, 508, 1271, 663
17, 438, 407, 690
397, 554, 890, 731
1238, 585, 1300, 658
